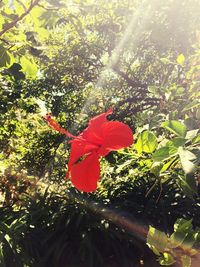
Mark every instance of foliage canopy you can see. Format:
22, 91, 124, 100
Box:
0, 0, 200, 266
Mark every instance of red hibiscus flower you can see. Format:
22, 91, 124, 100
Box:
44, 109, 133, 192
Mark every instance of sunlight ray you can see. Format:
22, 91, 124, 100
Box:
70, 0, 159, 132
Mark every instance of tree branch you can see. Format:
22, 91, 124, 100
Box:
38, 3, 61, 11
0, 38, 11, 45
117, 96, 159, 106
112, 65, 148, 90
0, 0, 41, 37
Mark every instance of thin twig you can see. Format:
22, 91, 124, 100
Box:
145, 179, 158, 198
16, 0, 26, 11
156, 181, 163, 203
38, 3, 61, 11
0, 38, 11, 45
0, 38, 15, 51
0, 0, 41, 37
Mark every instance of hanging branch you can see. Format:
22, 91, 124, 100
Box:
112, 65, 148, 90
0, 0, 41, 37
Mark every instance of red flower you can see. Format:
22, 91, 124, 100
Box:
44, 109, 133, 192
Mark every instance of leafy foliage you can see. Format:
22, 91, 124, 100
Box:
0, 0, 200, 266
147, 219, 200, 267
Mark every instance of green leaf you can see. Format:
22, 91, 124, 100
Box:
14, 1, 24, 15
20, 56, 38, 78
178, 147, 197, 174
150, 162, 164, 176
0, 16, 5, 31
192, 134, 200, 144
135, 130, 158, 154
186, 130, 199, 140
0, 44, 14, 68
153, 136, 186, 163
181, 255, 191, 267
174, 218, 193, 233
159, 252, 176, 266
169, 226, 191, 248
153, 146, 177, 162
169, 219, 192, 248
147, 226, 168, 253
169, 218, 196, 249
169, 232, 187, 248
162, 120, 187, 137
7, 63, 25, 80
177, 54, 185, 65
167, 137, 186, 147
161, 157, 177, 172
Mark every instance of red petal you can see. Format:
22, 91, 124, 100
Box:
81, 109, 113, 145
98, 121, 133, 156
70, 152, 100, 192
67, 138, 99, 174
